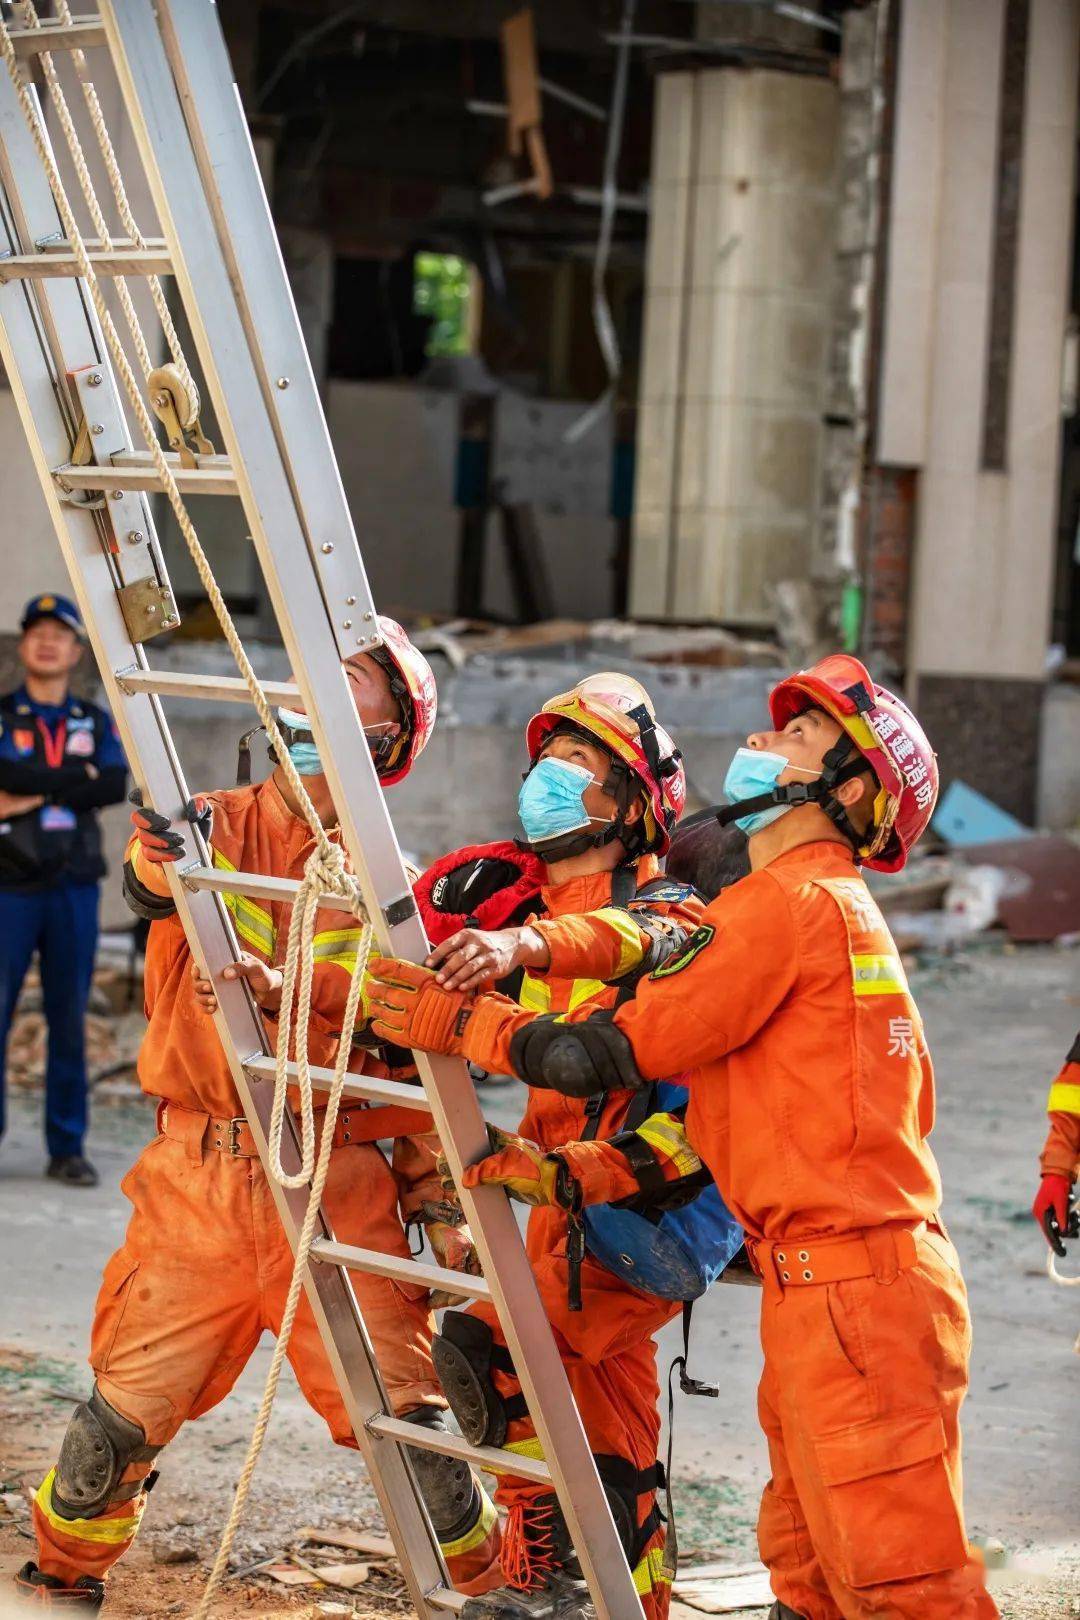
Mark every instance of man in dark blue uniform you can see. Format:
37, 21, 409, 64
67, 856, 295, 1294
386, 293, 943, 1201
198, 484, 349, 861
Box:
0, 594, 127, 1187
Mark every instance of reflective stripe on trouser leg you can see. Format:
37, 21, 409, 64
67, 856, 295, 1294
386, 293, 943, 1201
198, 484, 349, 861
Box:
32, 1469, 148, 1588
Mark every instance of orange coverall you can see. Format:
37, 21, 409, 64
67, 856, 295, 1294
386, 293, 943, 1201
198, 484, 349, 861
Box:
448, 858, 701, 1618
33, 778, 498, 1591
460, 841, 997, 1620
1039, 1040, 1080, 1182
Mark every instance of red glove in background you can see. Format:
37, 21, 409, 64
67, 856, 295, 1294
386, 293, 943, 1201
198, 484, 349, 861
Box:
1033, 1173, 1075, 1257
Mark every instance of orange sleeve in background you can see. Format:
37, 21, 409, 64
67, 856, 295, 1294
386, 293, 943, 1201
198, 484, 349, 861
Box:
1041, 1058, 1080, 1179
530, 908, 651, 981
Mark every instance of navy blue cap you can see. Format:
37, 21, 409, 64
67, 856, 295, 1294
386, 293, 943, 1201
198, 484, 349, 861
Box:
21, 593, 84, 638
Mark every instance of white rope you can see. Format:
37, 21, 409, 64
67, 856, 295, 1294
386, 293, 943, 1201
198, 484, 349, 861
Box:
20, 0, 197, 397
1046, 1248, 1080, 1287
193, 860, 373, 1618
0, 20, 382, 1612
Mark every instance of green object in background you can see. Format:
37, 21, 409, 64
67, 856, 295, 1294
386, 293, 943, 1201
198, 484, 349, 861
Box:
414, 252, 473, 357
840, 579, 863, 652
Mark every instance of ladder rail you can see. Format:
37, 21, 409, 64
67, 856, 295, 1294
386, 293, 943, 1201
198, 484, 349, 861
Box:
0, 55, 451, 1620
106, 7, 643, 1612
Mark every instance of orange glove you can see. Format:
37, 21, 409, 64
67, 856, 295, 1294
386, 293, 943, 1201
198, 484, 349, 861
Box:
419, 1200, 483, 1309
365, 955, 474, 1054
461, 1126, 567, 1208
1033, 1173, 1077, 1257
129, 787, 210, 864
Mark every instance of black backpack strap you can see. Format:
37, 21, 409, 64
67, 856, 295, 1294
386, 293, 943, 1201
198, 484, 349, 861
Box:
609, 862, 639, 909
663, 1302, 720, 1579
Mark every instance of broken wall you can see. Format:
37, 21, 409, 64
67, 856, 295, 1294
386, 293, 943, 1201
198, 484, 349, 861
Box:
630, 65, 839, 625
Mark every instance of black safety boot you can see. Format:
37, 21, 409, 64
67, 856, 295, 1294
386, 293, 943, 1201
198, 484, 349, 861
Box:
47, 1156, 99, 1188
461, 1570, 595, 1620
13, 1562, 105, 1608
461, 1495, 594, 1620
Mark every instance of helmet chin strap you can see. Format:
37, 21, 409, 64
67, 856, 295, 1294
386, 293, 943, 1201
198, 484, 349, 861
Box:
714, 737, 869, 851
515, 816, 624, 865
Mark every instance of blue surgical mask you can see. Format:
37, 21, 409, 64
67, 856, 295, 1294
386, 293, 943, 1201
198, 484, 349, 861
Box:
722, 747, 817, 836
518, 757, 605, 845
278, 707, 324, 777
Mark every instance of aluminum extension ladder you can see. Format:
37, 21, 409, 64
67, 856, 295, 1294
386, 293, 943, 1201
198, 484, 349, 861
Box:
0, 7, 644, 1618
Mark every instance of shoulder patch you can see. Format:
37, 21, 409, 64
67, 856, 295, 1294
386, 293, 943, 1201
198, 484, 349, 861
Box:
650, 922, 715, 979
631, 880, 695, 906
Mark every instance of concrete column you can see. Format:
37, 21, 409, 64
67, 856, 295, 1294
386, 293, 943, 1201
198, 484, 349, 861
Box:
631, 67, 839, 625
883, 0, 1080, 817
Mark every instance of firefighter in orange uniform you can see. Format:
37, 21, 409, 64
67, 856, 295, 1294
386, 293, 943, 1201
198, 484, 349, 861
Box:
1033, 1033, 1080, 1255
366, 656, 999, 1620
17, 622, 500, 1611
410, 674, 709, 1620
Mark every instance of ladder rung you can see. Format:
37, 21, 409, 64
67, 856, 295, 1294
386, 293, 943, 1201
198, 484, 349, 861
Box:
0, 250, 172, 283
54, 457, 238, 497
181, 863, 343, 909
117, 670, 300, 706
427, 1590, 467, 1615
244, 1054, 432, 1114
368, 1414, 552, 1485
6, 20, 108, 56
310, 1238, 492, 1302
39, 237, 168, 253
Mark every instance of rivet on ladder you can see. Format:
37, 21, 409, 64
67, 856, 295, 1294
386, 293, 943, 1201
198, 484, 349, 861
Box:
321, 542, 333, 554
343, 619, 352, 629
126, 530, 144, 545
87, 372, 102, 386
91, 423, 103, 434
276, 377, 289, 389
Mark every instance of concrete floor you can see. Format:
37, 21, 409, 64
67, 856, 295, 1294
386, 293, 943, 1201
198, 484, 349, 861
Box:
1, 942, 1078, 1609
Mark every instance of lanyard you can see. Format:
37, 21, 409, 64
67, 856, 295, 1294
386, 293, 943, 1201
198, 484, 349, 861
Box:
35, 716, 67, 770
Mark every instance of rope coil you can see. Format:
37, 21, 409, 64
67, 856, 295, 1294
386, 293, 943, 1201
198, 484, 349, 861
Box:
0, 14, 382, 1614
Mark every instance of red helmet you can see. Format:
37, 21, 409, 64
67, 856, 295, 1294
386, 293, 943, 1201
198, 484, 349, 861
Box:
768, 654, 938, 872
525, 672, 686, 855
365, 616, 437, 784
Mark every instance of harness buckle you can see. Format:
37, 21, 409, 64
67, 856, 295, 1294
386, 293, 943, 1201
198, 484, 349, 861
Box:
227, 1118, 246, 1155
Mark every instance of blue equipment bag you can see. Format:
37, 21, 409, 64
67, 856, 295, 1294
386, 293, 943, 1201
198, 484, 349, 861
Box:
580, 1081, 745, 1301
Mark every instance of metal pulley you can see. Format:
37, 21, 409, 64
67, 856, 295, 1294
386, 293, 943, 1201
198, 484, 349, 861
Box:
147, 361, 214, 466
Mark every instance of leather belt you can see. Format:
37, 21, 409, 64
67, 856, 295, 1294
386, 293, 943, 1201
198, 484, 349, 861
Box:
159, 1101, 366, 1158
745, 1216, 946, 1291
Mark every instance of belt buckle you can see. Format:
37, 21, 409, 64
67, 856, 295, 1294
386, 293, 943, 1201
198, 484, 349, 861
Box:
228, 1117, 245, 1156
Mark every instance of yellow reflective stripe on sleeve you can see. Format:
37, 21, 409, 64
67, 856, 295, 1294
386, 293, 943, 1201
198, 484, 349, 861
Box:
312, 927, 366, 976
439, 1485, 499, 1558
1048, 1081, 1080, 1117
212, 848, 275, 957
568, 977, 605, 1011
636, 1111, 702, 1177
519, 973, 552, 1013
851, 952, 907, 996
591, 906, 647, 977
632, 1544, 671, 1595
33, 1470, 144, 1546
